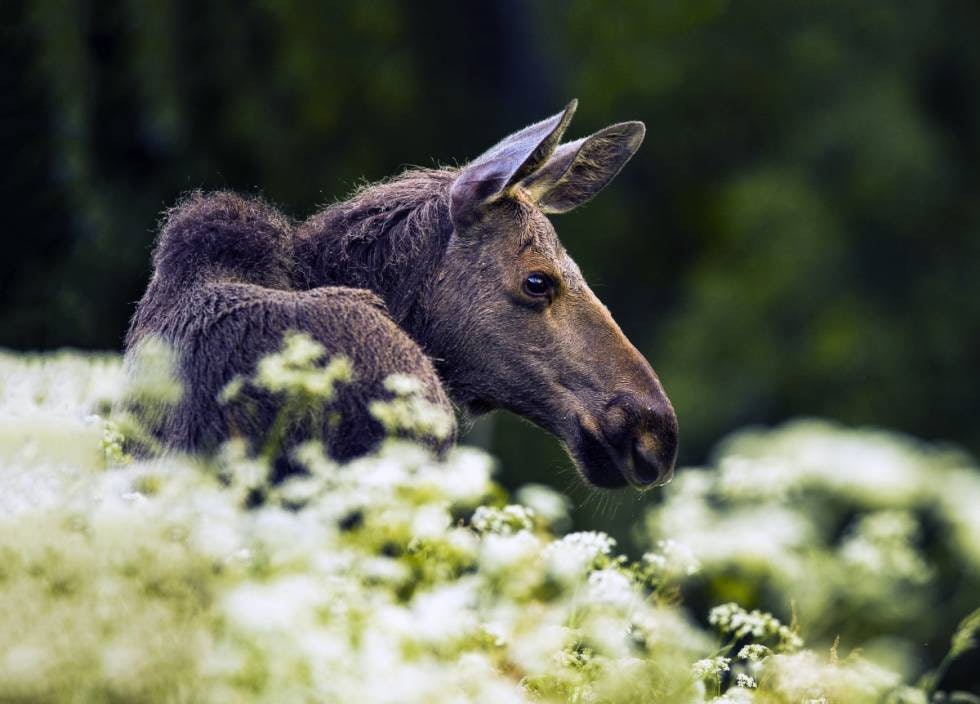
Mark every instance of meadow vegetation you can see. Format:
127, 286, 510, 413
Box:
0, 342, 977, 703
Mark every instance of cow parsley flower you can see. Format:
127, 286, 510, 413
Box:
256, 333, 354, 399
839, 510, 931, 584
737, 643, 772, 662
692, 656, 731, 679
383, 373, 427, 396
407, 580, 479, 646
433, 447, 493, 506
642, 539, 700, 583
515, 484, 571, 529
586, 568, 638, 610
709, 603, 803, 650
543, 531, 616, 580
471, 505, 536, 535
122, 336, 183, 406
478, 531, 540, 574
369, 373, 453, 441
93, 416, 130, 465
410, 503, 451, 539
709, 688, 755, 704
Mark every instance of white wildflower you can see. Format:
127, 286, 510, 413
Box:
643, 538, 700, 581
223, 576, 323, 632
508, 621, 571, 676
122, 336, 182, 405
543, 531, 616, 581
764, 650, 901, 703
710, 688, 755, 704
839, 510, 931, 584
471, 505, 536, 534
383, 373, 427, 397
709, 603, 803, 650
357, 556, 410, 585
737, 643, 772, 662
586, 568, 638, 610
369, 394, 453, 441
516, 484, 571, 527
581, 612, 633, 658
692, 656, 731, 679
436, 447, 493, 505
411, 503, 451, 539
443, 527, 480, 560
408, 580, 479, 646
479, 531, 540, 574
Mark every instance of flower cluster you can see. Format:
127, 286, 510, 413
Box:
542, 531, 617, 582
692, 656, 732, 680
708, 603, 803, 651
644, 419, 980, 683
471, 504, 537, 534
369, 373, 454, 443
253, 331, 354, 399
642, 538, 701, 586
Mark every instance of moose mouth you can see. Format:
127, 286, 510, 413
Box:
465, 399, 676, 490
569, 421, 676, 490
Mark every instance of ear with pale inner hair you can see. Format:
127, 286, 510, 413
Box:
450, 100, 578, 227
520, 121, 646, 214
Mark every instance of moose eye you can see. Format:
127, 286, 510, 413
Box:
523, 273, 552, 298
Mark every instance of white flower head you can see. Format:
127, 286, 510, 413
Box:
737, 643, 773, 662
692, 656, 731, 679
585, 568, 638, 611
709, 603, 803, 650
479, 531, 540, 574
471, 505, 536, 535
643, 538, 700, 581
516, 484, 571, 527
383, 373, 427, 397
543, 531, 616, 581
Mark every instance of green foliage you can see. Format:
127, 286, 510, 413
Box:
1, 350, 977, 702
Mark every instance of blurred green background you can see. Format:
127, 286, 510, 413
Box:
3, 1, 979, 534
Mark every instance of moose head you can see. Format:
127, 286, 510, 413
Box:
422, 100, 678, 489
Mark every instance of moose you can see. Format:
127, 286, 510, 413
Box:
126, 100, 678, 489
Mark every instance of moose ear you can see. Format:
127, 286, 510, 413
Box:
521, 121, 646, 214
450, 100, 577, 226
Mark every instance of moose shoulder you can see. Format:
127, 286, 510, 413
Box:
127, 100, 677, 489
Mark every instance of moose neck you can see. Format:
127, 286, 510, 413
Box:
293, 168, 457, 344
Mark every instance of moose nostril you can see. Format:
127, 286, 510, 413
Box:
634, 432, 660, 459
630, 432, 675, 486
629, 404, 679, 486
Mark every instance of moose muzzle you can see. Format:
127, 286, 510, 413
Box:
571, 388, 678, 490
599, 392, 678, 488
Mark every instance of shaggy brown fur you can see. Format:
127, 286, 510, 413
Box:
127, 191, 453, 469
127, 101, 679, 488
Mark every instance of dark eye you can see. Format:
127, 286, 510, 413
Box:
523, 272, 552, 298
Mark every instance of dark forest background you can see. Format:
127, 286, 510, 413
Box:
3, 1, 979, 535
